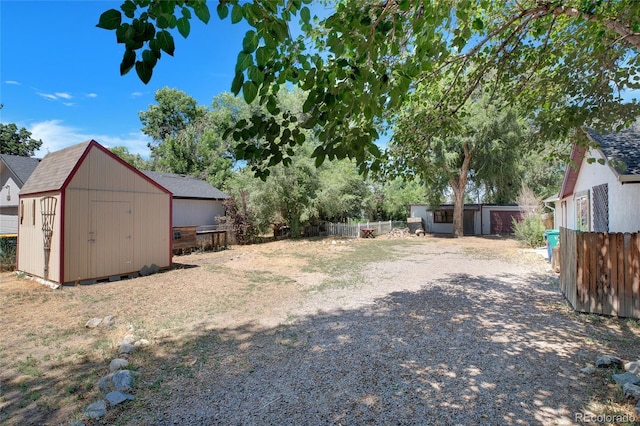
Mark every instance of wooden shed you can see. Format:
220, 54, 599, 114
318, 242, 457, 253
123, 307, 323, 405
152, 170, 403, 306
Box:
17, 140, 172, 284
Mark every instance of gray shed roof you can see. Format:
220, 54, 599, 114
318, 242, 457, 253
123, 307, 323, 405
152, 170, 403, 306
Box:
19, 141, 91, 195
142, 171, 229, 200
0, 154, 41, 186
587, 121, 640, 176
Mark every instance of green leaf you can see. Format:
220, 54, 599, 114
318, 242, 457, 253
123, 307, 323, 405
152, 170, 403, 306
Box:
242, 30, 259, 53
216, 3, 228, 19
231, 4, 243, 24
156, 30, 175, 56
243, 81, 258, 103
177, 17, 190, 38
120, 49, 136, 75
97, 9, 122, 30
121, 1, 136, 19
193, 2, 211, 24
472, 18, 484, 31
256, 46, 269, 67
181, 7, 192, 19
231, 72, 244, 95
300, 6, 310, 23
247, 65, 264, 84
142, 49, 157, 68
135, 60, 153, 84
236, 52, 253, 72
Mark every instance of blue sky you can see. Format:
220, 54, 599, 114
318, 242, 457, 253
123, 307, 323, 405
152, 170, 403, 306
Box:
1, 0, 257, 158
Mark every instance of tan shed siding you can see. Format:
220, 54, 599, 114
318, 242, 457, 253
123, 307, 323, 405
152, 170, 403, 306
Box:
64, 188, 91, 282
62, 148, 170, 283
17, 193, 62, 282
132, 192, 171, 269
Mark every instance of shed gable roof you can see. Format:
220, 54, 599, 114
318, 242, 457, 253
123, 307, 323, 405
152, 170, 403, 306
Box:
20, 140, 171, 196
142, 171, 229, 200
0, 154, 41, 186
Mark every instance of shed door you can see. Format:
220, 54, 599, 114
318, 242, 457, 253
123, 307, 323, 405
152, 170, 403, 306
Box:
89, 201, 133, 279
490, 211, 523, 234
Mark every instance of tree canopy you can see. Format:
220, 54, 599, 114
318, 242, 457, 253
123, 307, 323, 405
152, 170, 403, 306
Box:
99, 0, 640, 175
0, 123, 43, 157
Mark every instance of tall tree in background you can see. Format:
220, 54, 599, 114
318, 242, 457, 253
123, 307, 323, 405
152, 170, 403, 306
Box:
99, 1, 640, 173
109, 146, 149, 170
391, 87, 528, 237
0, 123, 43, 157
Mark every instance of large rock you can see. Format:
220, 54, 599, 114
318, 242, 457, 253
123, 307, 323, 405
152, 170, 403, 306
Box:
100, 315, 116, 327
613, 372, 640, 386
105, 391, 135, 406
595, 355, 624, 368
109, 358, 129, 372
84, 400, 107, 419
112, 370, 135, 392
623, 383, 640, 400
85, 318, 102, 328
626, 360, 640, 375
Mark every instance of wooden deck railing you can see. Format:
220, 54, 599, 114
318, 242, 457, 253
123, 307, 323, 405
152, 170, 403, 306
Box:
559, 227, 640, 318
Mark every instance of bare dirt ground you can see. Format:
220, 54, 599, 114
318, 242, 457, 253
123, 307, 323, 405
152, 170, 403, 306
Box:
1, 235, 639, 425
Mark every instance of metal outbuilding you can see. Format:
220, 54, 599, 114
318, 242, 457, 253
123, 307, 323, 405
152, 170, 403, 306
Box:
17, 140, 172, 284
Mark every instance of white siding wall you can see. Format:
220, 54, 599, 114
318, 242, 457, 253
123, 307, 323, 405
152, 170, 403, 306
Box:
0, 175, 20, 234
561, 148, 640, 233
172, 199, 226, 227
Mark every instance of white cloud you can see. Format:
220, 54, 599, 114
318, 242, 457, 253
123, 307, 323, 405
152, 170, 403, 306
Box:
5, 80, 20, 85
37, 92, 58, 101
86, 93, 98, 98
29, 120, 151, 159
54, 92, 73, 99
131, 91, 144, 97
62, 102, 74, 107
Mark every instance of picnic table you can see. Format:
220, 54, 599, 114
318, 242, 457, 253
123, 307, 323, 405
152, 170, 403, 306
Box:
360, 227, 375, 238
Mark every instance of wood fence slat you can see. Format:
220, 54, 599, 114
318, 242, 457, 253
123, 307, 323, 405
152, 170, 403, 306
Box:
570, 229, 577, 308
589, 233, 598, 313
576, 232, 585, 311
600, 233, 611, 316
610, 233, 619, 316
633, 234, 640, 319
623, 233, 634, 318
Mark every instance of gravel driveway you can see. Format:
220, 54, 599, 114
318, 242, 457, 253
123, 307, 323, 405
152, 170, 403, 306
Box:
131, 241, 610, 426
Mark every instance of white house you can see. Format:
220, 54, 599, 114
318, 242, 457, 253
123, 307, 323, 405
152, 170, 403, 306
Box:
554, 123, 640, 233
142, 171, 229, 228
408, 203, 528, 235
0, 154, 40, 235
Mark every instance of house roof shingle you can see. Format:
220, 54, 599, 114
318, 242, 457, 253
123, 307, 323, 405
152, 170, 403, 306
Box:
19, 141, 91, 195
587, 121, 640, 176
142, 171, 229, 200
0, 154, 41, 186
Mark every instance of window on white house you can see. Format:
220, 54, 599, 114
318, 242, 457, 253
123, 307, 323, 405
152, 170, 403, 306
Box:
575, 191, 590, 231
592, 184, 609, 232
434, 210, 454, 223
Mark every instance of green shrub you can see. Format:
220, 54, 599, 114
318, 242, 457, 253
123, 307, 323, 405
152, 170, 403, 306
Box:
0, 236, 17, 271
513, 215, 545, 248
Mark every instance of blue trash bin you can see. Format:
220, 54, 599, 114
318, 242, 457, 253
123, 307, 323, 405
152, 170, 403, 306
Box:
544, 229, 560, 263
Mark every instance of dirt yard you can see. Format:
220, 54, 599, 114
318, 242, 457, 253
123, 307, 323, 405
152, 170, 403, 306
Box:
1, 235, 639, 425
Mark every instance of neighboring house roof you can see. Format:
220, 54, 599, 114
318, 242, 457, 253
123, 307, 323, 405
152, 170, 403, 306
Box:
20, 140, 170, 196
0, 154, 41, 186
587, 121, 640, 177
142, 171, 229, 200
560, 121, 640, 198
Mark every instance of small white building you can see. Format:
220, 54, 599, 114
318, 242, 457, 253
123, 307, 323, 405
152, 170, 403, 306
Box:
553, 123, 640, 233
408, 204, 528, 235
0, 154, 40, 235
142, 171, 229, 228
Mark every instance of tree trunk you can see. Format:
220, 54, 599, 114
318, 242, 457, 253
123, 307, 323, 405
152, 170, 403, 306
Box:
449, 142, 472, 238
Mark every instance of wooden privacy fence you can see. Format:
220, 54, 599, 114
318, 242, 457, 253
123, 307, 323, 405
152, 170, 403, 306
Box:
560, 227, 640, 318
